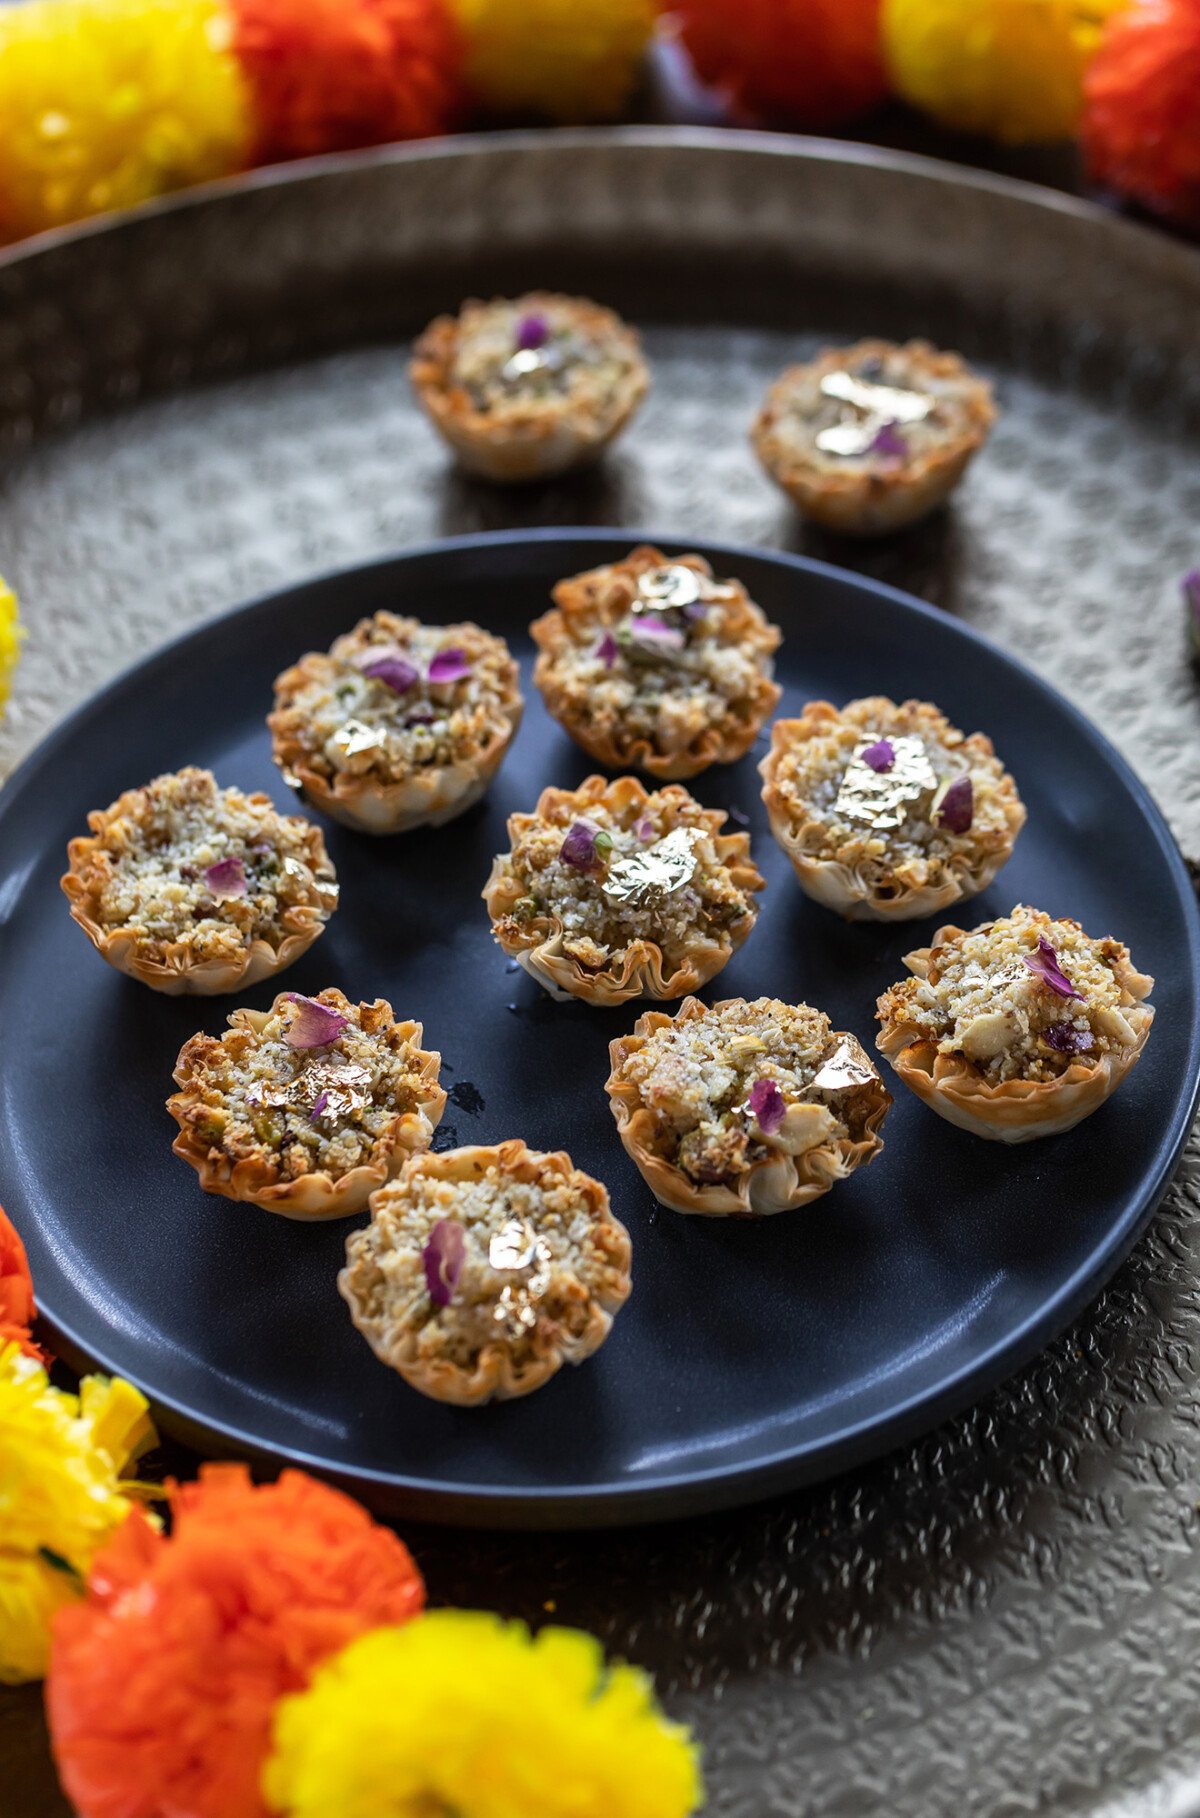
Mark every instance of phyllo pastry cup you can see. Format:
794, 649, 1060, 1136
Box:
338, 1139, 633, 1405
269, 610, 522, 835
751, 338, 997, 537
607, 995, 891, 1218
168, 989, 445, 1218
410, 292, 650, 483
875, 905, 1155, 1143
483, 773, 764, 1006
530, 544, 782, 780
760, 695, 1025, 922
61, 766, 338, 996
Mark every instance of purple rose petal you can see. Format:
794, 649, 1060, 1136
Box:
1022, 935, 1084, 1001
362, 655, 419, 695
514, 312, 549, 352
748, 1077, 785, 1135
934, 775, 974, 834
595, 630, 618, 669
1043, 1022, 1095, 1054
309, 1091, 330, 1121
423, 1218, 466, 1307
629, 615, 685, 654
682, 601, 709, 623
861, 738, 895, 773
427, 648, 471, 686
204, 857, 247, 899
559, 819, 604, 871
869, 419, 908, 460
284, 994, 350, 1048
634, 815, 654, 843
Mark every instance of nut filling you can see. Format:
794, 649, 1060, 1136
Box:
338, 1141, 633, 1405
530, 544, 782, 779
760, 696, 1025, 920
483, 774, 764, 1004
607, 997, 891, 1217
877, 906, 1152, 1086
61, 766, 338, 991
169, 989, 445, 1215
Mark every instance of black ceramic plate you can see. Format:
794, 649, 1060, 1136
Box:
3, 529, 1197, 1529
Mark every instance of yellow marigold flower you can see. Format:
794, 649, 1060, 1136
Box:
0, 0, 252, 242
0, 578, 22, 720
0, 1343, 157, 1684
453, 0, 655, 121
882, 0, 1124, 143
264, 1609, 703, 1818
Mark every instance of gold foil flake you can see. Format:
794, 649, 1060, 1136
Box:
488, 1218, 539, 1273
282, 855, 308, 878
635, 564, 704, 610
332, 718, 387, 760
810, 1036, 879, 1093
500, 343, 566, 386
819, 369, 932, 423
601, 827, 699, 907
249, 1060, 372, 1120
815, 420, 885, 457
490, 1233, 553, 1335
835, 735, 936, 832
280, 767, 303, 790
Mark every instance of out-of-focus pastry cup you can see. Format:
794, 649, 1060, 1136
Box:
876, 922, 1155, 1144
607, 997, 891, 1218
483, 774, 764, 1006
759, 699, 1026, 922
410, 293, 649, 484
168, 991, 445, 1219
751, 340, 996, 537
338, 1139, 633, 1405
530, 545, 781, 781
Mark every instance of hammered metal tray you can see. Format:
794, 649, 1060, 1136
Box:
3, 129, 1200, 1818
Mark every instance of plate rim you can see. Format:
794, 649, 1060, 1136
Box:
6, 526, 1200, 1529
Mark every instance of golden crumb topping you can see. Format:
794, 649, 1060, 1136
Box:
876, 905, 1151, 1084
171, 990, 441, 1184
269, 611, 519, 789
612, 997, 885, 1188
67, 767, 337, 966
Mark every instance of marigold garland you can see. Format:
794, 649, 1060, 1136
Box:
47, 1464, 426, 1818
229, 0, 465, 166
0, 1205, 40, 1360
0, 580, 22, 720
670, 0, 887, 127
263, 1609, 703, 1818
0, 1344, 156, 1685
1082, 0, 1200, 227
0, 0, 252, 242
453, 0, 656, 121
882, 0, 1124, 143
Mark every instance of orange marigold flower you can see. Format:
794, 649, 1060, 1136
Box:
47, 1464, 425, 1818
229, 0, 466, 166
0, 1205, 42, 1361
672, 0, 886, 127
1083, 0, 1200, 228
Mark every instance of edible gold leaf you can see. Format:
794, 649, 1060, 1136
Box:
819, 369, 932, 423
488, 1218, 539, 1272
601, 826, 699, 907
835, 735, 936, 832
636, 564, 703, 609
810, 1036, 879, 1093
332, 718, 387, 759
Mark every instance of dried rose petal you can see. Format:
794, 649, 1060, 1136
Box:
285, 994, 350, 1048
934, 775, 974, 834
310, 1090, 330, 1120
423, 1218, 466, 1307
1044, 1022, 1095, 1054
515, 312, 549, 352
748, 1077, 785, 1135
362, 655, 419, 694
628, 615, 685, 654
634, 815, 654, 843
870, 420, 908, 460
596, 630, 618, 669
559, 819, 604, 871
204, 857, 246, 898
428, 648, 471, 685
682, 601, 709, 623
861, 738, 895, 773
1022, 935, 1084, 1001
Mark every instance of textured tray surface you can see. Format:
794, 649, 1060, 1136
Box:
3, 131, 1200, 1817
